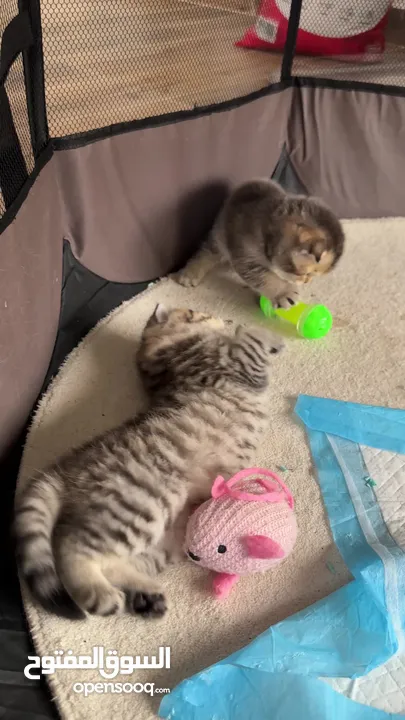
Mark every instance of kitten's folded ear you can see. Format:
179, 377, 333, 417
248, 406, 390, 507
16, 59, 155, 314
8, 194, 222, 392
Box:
152, 303, 169, 324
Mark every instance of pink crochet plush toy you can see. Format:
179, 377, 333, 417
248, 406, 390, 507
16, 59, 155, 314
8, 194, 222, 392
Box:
185, 467, 297, 599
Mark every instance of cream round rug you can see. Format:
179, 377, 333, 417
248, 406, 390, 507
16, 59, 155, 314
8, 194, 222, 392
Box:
18, 218, 405, 720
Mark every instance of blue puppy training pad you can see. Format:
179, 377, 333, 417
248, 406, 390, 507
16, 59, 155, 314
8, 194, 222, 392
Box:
159, 396, 405, 720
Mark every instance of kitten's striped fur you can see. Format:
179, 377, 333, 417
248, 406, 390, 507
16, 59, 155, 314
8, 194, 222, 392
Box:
14, 305, 283, 619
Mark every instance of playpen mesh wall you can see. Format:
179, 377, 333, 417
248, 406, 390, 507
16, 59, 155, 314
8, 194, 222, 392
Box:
2, 0, 405, 227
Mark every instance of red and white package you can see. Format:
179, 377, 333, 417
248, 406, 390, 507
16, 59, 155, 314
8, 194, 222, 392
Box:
237, 1, 392, 61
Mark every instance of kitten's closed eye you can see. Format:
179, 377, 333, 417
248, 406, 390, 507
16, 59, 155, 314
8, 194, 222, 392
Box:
269, 339, 284, 354
292, 247, 335, 276
299, 247, 326, 263
299, 248, 320, 260
263, 333, 284, 355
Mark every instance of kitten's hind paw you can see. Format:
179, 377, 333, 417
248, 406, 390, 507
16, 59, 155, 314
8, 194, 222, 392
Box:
128, 591, 167, 618
81, 585, 126, 617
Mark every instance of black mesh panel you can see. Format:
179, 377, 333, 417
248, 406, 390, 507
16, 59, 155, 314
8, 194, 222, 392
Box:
292, 3, 405, 87
0, 3, 19, 56
0, 2, 34, 217
4, 55, 34, 172
39, 0, 283, 138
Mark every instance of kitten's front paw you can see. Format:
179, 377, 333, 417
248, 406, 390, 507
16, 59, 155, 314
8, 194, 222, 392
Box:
81, 585, 126, 617
128, 591, 167, 618
173, 268, 202, 288
274, 290, 300, 310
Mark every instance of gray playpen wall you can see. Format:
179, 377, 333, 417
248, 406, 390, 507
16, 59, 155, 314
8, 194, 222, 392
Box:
1, 0, 405, 465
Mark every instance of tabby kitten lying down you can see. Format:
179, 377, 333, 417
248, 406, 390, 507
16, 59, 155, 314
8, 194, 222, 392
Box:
15, 305, 283, 620
177, 178, 345, 308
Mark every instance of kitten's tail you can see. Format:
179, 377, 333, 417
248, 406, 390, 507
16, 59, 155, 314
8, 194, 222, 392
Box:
14, 473, 81, 618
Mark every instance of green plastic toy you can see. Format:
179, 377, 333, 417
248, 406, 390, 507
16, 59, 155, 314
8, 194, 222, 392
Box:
259, 295, 333, 340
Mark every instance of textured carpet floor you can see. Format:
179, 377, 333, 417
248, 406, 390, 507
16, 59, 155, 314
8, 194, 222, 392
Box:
18, 218, 405, 719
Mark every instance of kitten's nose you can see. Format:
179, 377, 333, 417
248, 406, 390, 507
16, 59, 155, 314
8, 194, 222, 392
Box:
188, 550, 200, 562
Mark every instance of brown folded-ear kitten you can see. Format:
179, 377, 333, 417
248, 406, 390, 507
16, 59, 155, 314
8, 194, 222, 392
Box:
176, 178, 345, 308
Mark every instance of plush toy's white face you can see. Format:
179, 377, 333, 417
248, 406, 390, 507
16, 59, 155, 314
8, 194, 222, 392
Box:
275, 0, 390, 38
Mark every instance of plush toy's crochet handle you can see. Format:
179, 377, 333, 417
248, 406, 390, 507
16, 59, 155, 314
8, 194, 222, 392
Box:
212, 572, 239, 600
211, 467, 294, 509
